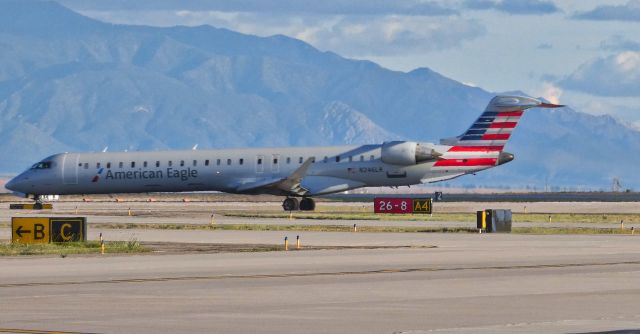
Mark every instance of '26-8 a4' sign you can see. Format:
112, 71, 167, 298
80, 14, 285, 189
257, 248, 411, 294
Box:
374, 198, 432, 214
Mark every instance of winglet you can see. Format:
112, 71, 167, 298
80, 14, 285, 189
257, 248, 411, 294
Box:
276, 158, 314, 194
234, 158, 314, 195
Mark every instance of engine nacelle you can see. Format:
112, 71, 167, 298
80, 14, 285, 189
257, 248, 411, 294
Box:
381, 141, 441, 165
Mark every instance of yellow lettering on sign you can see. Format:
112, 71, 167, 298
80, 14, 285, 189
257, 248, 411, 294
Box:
11, 217, 50, 244
60, 223, 72, 241
412, 199, 432, 213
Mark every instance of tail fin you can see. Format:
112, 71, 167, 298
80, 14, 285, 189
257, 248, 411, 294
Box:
440, 95, 563, 150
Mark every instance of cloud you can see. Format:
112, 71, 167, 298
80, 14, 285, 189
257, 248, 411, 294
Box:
463, 0, 560, 15
560, 52, 640, 97
79, 9, 486, 57
573, 0, 640, 22
600, 35, 640, 51
539, 82, 562, 104
308, 16, 486, 56
60, 0, 457, 16
536, 43, 553, 50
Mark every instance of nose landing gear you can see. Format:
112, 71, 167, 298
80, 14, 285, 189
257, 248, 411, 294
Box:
32, 194, 43, 210
282, 197, 315, 211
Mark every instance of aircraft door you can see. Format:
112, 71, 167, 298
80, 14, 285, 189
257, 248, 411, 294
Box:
271, 154, 280, 173
62, 153, 79, 184
256, 155, 265, 173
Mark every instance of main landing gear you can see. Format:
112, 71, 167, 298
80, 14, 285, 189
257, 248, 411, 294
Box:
282, 197, 315, 211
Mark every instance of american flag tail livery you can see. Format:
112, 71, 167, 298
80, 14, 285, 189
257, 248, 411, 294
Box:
437, 96, 564, 170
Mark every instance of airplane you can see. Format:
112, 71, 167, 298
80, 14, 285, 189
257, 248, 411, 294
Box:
5, 95, 563, 211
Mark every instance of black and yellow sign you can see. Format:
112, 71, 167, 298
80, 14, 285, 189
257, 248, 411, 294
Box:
412, 198, 432, 214
9, 203, 53, 210
12, 217, 86, 244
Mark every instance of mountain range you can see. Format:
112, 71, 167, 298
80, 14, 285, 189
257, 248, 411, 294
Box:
0, 0, 638, 190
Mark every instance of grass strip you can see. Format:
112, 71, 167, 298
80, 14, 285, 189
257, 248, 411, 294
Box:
88, 223, 639, 235
224, 212, 640, 224
0, 239, 148, 256
90, 222, 476, 233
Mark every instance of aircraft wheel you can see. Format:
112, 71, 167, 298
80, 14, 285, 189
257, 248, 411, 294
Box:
282, 197, 299, 211
299, 198, 315, 211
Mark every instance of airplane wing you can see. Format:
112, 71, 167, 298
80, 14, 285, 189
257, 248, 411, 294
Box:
234, 158, 314, 195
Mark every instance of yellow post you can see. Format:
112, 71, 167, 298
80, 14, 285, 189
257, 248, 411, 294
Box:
296, 235, 301, 249
548, 215, 552, 223
524, 205, 527, 214
210, 214, 215, 225
632, 227, 635, 235
353, 224, 357, 232
128, 208, 132, 216
75, 206, 78, 214
289, 211, 293, 220
284, 236, 289, 251
621, 220, 624, 230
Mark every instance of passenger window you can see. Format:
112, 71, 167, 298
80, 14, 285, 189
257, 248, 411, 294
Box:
131, 162, 135, 168
193, 160, 197, 167
205, 160, 210, 166
273, 158, 278, 164
258, 158, 262, 165
286, 157, 291, 164
168, 161, 173, 167
84, 163, 89, 169
107, 162, 111, 168
97, 162, 101, 169
119, 162, 123, 168
349, 156, 353, 162
336, 156, 340, 163
360, 155, 364, 162
180, 160, 185, 167
156, 161, 160, 167
143, 161, 148, 168
78, 163, 82, 167
370, 155, 375, 161
227, 159, 231, 165
299, 157, 303, 164
216, 159, 221, 166
323, 156, 328, 163
239, 158, 244, 165
311, 157, 316, 163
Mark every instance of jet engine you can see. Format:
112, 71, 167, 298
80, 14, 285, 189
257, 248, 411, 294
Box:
380, 141, 441, 165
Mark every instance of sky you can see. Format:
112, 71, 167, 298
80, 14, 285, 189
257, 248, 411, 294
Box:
59, 0, 640, 129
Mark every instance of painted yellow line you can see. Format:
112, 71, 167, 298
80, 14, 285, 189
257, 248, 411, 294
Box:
1, 260, 640, 289
0, 329, 95, 334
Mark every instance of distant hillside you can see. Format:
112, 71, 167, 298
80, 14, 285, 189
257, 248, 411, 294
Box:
0, 1, 638, 189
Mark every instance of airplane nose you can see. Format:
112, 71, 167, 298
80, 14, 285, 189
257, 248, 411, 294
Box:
5, 175, 25, 192
5, 177, 18, 191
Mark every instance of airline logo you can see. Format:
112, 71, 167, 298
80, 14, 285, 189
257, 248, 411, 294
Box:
460, 110, 523, 142
92, 168, 104, 183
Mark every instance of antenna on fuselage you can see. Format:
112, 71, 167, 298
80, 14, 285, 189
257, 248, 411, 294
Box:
192, 144, 198, 150
102, 146, 109, 152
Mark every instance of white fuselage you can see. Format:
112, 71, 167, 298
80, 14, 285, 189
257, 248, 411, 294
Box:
6, 143, 497, 197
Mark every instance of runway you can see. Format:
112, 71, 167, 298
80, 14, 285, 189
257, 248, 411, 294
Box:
1, 200, 640, 333
2, 233, 640, 333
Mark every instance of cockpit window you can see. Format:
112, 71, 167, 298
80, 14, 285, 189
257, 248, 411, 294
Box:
31, 161, 52, 169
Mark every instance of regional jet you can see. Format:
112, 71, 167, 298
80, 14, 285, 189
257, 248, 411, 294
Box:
5, 96, 563, 210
